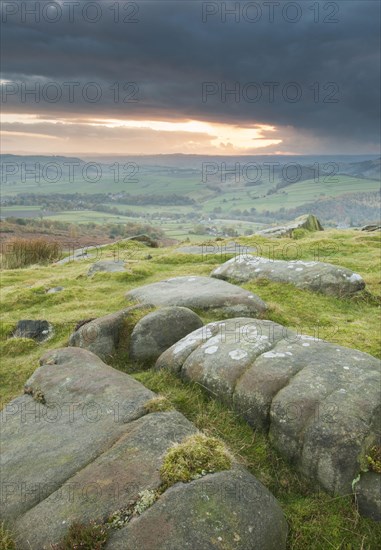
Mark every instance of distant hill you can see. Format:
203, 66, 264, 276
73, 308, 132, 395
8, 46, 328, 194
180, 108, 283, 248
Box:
1, 154, 380, 235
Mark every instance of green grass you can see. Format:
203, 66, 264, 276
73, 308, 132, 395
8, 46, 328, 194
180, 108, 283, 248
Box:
0, 522, 16, 550
1, 229, 380, 548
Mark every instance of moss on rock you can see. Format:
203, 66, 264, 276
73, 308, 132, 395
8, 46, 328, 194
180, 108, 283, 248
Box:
160, 433, 232, 488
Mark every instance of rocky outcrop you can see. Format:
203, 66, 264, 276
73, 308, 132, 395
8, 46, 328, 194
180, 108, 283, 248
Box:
1, 347, 288, 549
13, 412, 197, 549
156, 318, 381, 503
211, 255, 365, 297
126, 276, 267, 317
255, 214, 323, 238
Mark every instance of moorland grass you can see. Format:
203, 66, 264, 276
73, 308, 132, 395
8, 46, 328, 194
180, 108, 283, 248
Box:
1, 229, 380, 549
0, 237, 60, 269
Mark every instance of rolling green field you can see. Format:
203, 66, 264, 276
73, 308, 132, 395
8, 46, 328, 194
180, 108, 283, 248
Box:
2, 171, 379, 240
1, 154, 380, 251
200, 175, 381, 214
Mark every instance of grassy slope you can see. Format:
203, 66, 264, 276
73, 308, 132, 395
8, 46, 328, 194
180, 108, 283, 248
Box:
2, 173, 378, 241
1, 173, 378, 215
1, 230, 380, 548
202, 176, 381, 214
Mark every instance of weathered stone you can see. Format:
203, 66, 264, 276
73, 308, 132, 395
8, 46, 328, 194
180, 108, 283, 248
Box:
12, 320, 53, 342
360, 224, 381, 232
55, 248, 95, 265
212, 255, 365, 297
255, 214, 323, 238
68, 305, 145, 361
14, 412, 197, 548
88, 260, 127, 276
181, 319, 288, 405
354, 472, 381, 521
130, 307, 203, 365
126, 276, 267, 317
268, 340, 381, 495
46, 286, 64, 294
0, 347, 154, 522
176, 242, 258, 258
2, 349, 288, 548
55, 235, 156, 265
106, 467, 288, 550
156, 319, 381, 501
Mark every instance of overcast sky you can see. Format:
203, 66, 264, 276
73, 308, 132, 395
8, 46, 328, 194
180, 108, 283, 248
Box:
1, 0, 380, 155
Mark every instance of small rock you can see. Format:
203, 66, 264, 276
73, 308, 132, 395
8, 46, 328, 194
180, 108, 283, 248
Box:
46, 286, 64, 294
354, 472, 381, 521
12, 320, 53, 342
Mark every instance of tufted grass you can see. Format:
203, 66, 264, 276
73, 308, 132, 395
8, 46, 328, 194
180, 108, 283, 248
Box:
50, 521, 108, 550
1, 229, 380, 548
0, 522, 16, 550
0, 237, 60, 269
160, 433, 232, 488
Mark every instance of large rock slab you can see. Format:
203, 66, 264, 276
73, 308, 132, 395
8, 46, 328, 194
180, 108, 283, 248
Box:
156, 318, 381, 501
55, 235, 157, 265
255, 214, 323, 238
55, 247, 96, 265
126, 276, 267, 317
130, 307, 203, 365
106, 467, 288, 550
68, 305, 145, 361
0, 347, 154, 522
360, 223, 381, 232
2, 348, 288, 548
88, 260, 127, 276
176, 242, 258, 258
211, 255, 365, 297
14, 412, 197, 549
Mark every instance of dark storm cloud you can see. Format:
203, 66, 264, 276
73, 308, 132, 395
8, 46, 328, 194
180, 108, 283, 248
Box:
1, 0, 380, 148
